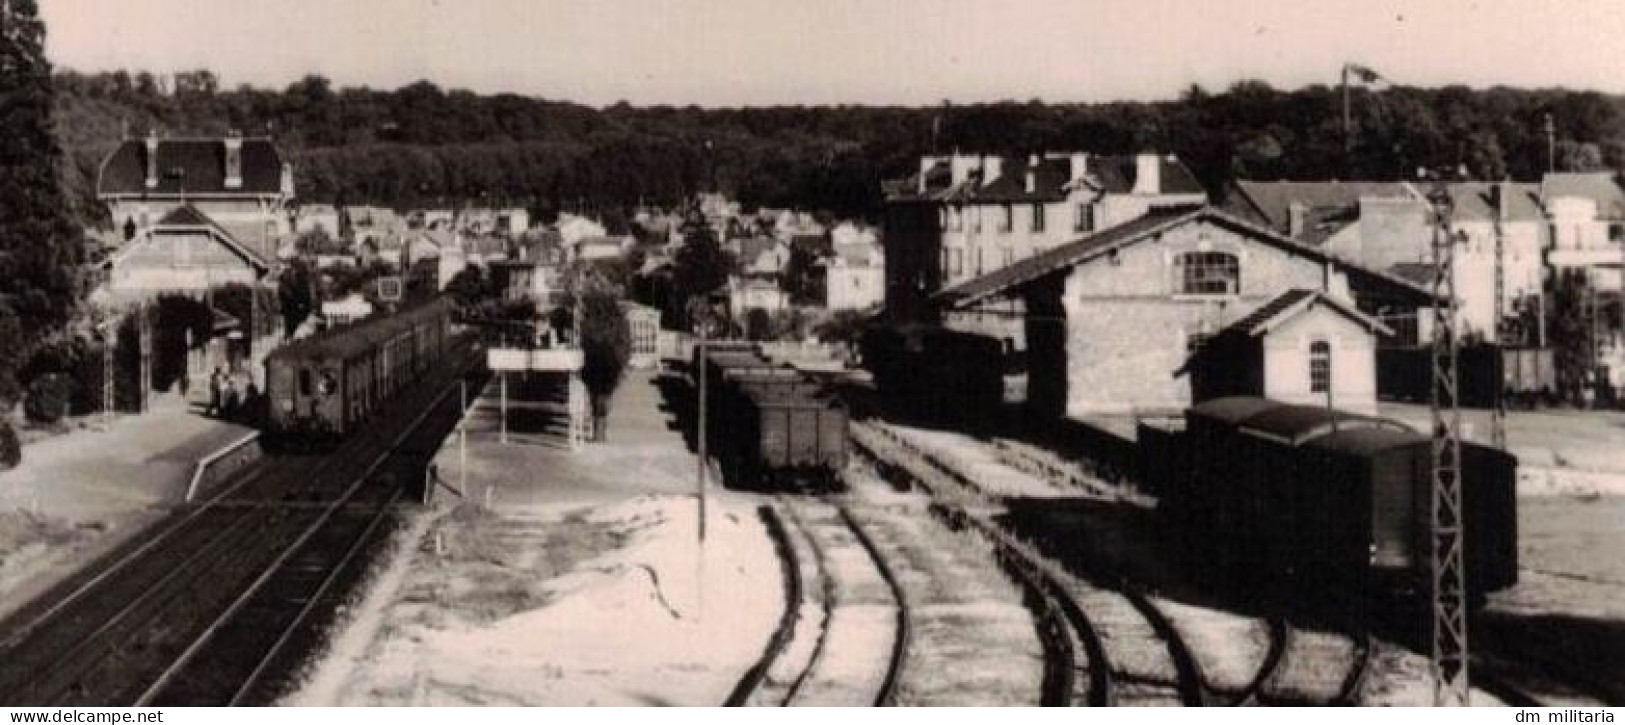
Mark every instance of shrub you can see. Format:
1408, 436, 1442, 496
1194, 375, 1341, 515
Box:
24, 373, 74, 424
0, 420, 19, 470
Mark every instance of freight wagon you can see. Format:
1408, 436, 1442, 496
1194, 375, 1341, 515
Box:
693, 342, 850, 491
1377, 345, 1555, 408
1157, 396, 1517, 614
859, 325, 1005, 426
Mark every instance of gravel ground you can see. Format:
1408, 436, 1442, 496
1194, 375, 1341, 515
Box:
843, 470, 1046, 706
1154, 598, 1269, 696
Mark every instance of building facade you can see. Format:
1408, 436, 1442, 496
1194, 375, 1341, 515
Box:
935, 207, 1433, 419
97, 133, 295, 263
882, 151, 1207, 320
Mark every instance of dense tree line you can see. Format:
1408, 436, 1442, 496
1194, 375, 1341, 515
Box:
1, 0, 87, 414
51, 70, 1625, 230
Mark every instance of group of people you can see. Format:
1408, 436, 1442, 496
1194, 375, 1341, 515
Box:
206, 368, 262, 423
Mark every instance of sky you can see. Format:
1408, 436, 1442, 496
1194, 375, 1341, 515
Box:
39, 0, 1625, 107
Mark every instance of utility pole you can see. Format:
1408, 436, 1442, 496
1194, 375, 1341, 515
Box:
696, 324, 709, 544
1492, 182, 1508, 450
1427, 177, 1470, 707
1545, 113, 1557, 174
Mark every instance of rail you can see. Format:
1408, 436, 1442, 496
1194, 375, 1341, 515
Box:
724, 507, 805, 707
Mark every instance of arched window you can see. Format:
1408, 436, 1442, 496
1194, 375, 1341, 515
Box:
1175, 251, 1240, 295
1309, 341, 1332, 394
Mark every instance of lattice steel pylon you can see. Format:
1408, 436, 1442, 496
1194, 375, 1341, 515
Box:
1427, 180, 1470, 707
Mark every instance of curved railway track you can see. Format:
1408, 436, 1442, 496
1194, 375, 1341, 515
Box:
851, 422, 1210, 707
0, 345, 484, 706
729, 496, 907, 707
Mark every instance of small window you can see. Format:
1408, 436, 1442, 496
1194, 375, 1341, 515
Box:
1032, 203, 1046, 232
949, 204, 963, 231
998, 203, 1013, 233
298, 368, 313, 396
1075, 203, 1094, 233
1175, 251, 1240, 295
1310, 341, 1332, 393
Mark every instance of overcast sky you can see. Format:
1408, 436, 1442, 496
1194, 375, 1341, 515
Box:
40, 0, 1625, 107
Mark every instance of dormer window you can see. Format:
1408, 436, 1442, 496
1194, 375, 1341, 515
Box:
224, 137, 243, 189
1175, 251, 1240, 295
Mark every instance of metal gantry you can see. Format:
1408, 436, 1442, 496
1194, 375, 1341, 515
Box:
1427, 179, 1470, 706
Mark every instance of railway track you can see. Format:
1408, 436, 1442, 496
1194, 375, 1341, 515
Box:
852, 421, 1213, 707
0, 346, 484, 706
730, 495, 907, 706
1249, 625, 1372, 706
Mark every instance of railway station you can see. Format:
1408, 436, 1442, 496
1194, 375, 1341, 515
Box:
3, 0, 1625, 713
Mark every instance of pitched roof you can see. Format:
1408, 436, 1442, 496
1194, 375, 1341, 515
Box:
1541, 172, 1625, 219
1222, 180, 1418, 231
936, 205, 1438, 309
1448, 181, 1544, 222
1175, 289, 1391, 376
1218, 288, 1391, 337
934, 206, 1199, 306
98, 137, 286, 196
886, 153, 1205, 203
122, 204, 271, 271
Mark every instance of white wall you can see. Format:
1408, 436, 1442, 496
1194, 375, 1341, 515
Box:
1262, 306, 1379, 416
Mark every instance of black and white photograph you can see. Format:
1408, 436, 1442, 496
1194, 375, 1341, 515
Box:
0, 0, 1623, 711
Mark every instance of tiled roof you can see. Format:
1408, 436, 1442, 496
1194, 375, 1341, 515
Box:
936, 205, 1439, 309
98, 138, 286, 196
1541, 172, 1625, 219
1222, 180, 1418, 232
886, 153, 1205, 203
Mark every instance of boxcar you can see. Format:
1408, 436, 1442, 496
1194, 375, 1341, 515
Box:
1161, 396, 1518, 610
265, 297, 454, 442
693, 341, 850, 491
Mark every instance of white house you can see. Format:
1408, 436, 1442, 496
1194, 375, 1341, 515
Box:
827, 241, 885, 311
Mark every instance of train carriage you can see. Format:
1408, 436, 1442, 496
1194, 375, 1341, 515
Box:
265, 297, 454, 442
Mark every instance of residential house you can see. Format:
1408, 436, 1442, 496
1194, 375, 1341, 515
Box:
883, 151, 1208, 321
1542, 171, 1625, 292
295, 203, 342, 238
827, 238, 885, 311
933, 207, 1435, 418
97, 132, 294, 263
557, 214, 608, 246
1220, 179, 1548, 342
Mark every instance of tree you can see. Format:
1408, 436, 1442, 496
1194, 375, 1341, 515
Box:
0, 0, 86, 391
277, 259, 317, 335
671, 214, 733, 330
577, 293, 631, 442
1546, 268, 1592, 404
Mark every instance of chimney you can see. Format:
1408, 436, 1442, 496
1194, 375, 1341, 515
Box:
950, 154, 977, 187
1288, 201, 1308, 238
224, 131, 243, 190
144, 131, 160, 190
1132, 152, 1161, 195
1069, 152, 1089, 185
981, 155, 1003, 187
1025, 154, 1038, 194
917, 156, 934, 195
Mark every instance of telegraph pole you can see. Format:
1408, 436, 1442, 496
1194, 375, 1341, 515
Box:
1427, 177, 1470, 707
1492, 182, 1508, 450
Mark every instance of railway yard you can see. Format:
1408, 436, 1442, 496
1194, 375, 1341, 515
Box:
1, 338, 1623, 707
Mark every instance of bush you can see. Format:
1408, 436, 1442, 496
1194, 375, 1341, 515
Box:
0, 420, 19, 470
24, 373, 74, 424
